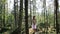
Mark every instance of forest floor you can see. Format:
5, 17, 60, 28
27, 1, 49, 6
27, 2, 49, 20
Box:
0, 28, 60, 34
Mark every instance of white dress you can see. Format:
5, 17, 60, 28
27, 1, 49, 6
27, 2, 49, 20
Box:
32, 23, 36, 29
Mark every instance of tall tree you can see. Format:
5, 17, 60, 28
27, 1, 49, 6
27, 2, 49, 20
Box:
2, 0, 6, 27
0, 0, 2, 28
18, 0, 23, 34
25, 0, 29, 34
1, 0, 5, 27
54, 0, 59, 34
43, 0, 46, 23
33, 0, 36, 16
43, 0, 48, 34
30, 0, 32, 27
14, 0, 17, 28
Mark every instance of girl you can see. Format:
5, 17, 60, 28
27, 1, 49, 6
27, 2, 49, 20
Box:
32, 16, 37, 34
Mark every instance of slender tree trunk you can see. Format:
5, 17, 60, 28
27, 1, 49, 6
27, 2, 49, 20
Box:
30, 1, 32, 27
3, 0, 5, 27
54, 0, 59, 34
43, 0, 48, 34
16, 0, 19, 26
43, 0, 46, 23
33, 0, 36, 16
25, 0, 29, 34
54, 7, 56, 28
14, 0, 17, 28
0, 0, 2, 28
54, 0, 56, 28
18, 0, 23, 34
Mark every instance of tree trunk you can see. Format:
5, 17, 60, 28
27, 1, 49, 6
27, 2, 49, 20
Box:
43, 0, 49, 34
30, 1, 32, 27
0, 0, 2, 28
54, 0, 59, 34
43, 0, 46, 23
25, 0, 29, 34
14, 0, 17, 28
18, 0, 23, 34
33, 0, 36, 16
3, 0, 5, 27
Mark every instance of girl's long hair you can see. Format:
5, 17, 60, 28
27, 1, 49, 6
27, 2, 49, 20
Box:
33, 16, 35, 20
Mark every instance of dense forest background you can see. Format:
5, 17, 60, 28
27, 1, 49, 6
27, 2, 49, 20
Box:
0, 0, 60, 34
